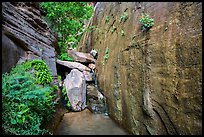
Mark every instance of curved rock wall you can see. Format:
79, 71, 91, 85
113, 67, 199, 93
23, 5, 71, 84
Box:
78, 2, 202, 135
2, 2, 58, 77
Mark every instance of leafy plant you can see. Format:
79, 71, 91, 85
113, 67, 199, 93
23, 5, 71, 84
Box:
121, 29, 125, 36
102, 47, 109, 65
40, 2, 94, 60
23, 60, 53, 85
52, 85, 59, 91
105, 16, 110, 23
98, 28, 101, 33
58, 52, 73, 61
2, 62, 55, 135
87, 25, 96, 32
111, 26, 117, 33
120, 12, 128, 23
57, 75, 62, 80
61, 87, 71, 110
139, 13, 154, 31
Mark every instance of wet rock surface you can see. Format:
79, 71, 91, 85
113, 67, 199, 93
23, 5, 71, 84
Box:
86, 84, 106, 114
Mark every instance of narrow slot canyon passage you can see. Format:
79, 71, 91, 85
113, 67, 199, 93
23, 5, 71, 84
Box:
54, 108, 128, 135
55, 61, 129, 135
2, 2, 202, 135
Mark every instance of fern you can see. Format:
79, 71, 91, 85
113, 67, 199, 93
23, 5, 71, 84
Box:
2, 61, 55, 135
22, 59, 53, 85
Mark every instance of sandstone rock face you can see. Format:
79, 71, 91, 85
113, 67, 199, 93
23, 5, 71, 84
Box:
64, 69, 86, 111
2, 33, 24, 73
2, 2, 57, 77
78, 2, 202, 135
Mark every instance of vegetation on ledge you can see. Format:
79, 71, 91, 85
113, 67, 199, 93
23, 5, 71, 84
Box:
2, 60, 56, 135
40, 2, 94, 61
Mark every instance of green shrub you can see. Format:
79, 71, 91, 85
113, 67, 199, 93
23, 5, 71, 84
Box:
52, 85, 59, 91
23, 59, 53, 85
105, 16, 110, 23
62, 87, 71, 109
121, 29, 125, 36
111, 26, 116, 33
58, 52, 73, 62
2, 62, 55, 135
39, 2, 94, 60
139, 13, 154, 31
120, 12, 128, 23
57, 75, 62, 80
102, 47, 109, 65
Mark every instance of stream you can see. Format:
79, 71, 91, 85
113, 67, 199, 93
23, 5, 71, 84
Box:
54, 70, 129, 135
54, 109, 128, 135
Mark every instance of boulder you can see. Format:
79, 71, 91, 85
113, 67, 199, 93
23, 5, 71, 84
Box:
64, 69, 86, 111
83, 71, 93, 82
67, 50, 96, 63
56, 59, 91, 72
86, 84, 106, 114
88, 63, 96, 70
87, 84, 99, 100
90, 49, 98, 59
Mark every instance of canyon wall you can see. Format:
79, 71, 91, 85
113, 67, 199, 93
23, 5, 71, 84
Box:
78, 2, 202, 135
2, 2, 58, 77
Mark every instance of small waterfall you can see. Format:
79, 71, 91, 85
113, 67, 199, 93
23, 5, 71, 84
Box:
90, 69, 108, 116
91, 69, 98, 89
103, 96, 109, 116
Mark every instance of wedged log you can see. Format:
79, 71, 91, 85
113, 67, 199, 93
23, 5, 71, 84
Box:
56, 59, 91, 72
67, 50, 96, 63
